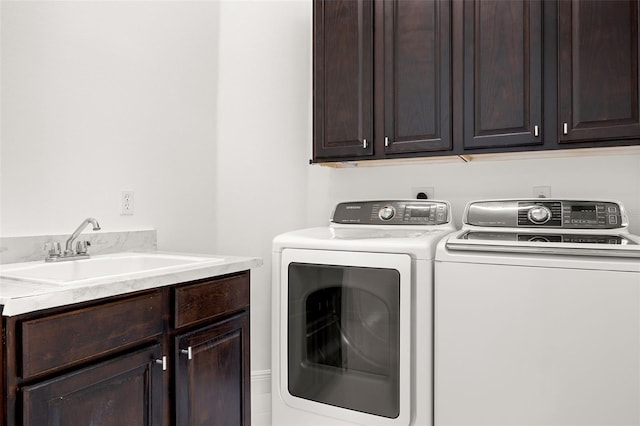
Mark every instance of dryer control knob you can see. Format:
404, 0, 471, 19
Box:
528, 206, 551, 224
379, 205, 396, 221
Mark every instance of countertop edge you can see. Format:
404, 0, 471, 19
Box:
1, 255, 263, 317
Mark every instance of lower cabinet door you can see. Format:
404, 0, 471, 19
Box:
22, 345, 164, 426
175, 314, 250, 426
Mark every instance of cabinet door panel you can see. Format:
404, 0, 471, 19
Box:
464, 0, 543, 149
558, 0, 640, 143
384, 0, 452, 153
176, 314, 250, 426
313, 0, 374, 160
22, 345, 163, 426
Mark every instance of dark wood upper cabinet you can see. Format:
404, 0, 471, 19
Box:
313, 0, 452, 161
383, 0, 452, 154
463, 0, 543, 149
558, 0, 640, 143
313, 0, 374, 159
312, 0, 640, 163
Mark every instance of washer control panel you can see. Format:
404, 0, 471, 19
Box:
332, 200, 450, 225
466, 199, 626, 229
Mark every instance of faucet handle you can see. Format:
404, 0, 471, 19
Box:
44, 242, 62, 258
76, 240, 91, 255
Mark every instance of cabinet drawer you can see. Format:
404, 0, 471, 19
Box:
21, 291, 164, 379
174, 273, 249, 329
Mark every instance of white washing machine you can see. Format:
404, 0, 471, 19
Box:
272, 200, 456, 426
435, 199, 640, 426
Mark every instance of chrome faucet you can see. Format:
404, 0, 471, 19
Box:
65, 217, 101, 255
45, 217, 101, 262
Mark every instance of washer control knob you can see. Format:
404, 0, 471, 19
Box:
378, 205, 396, 221
528, 205, 551, 224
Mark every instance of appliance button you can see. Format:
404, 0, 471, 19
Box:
609, 215, 617, 224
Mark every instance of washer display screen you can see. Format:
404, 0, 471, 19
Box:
571, 204, 597, 221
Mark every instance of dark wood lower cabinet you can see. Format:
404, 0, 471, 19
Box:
176, 314, 250, 426
22, 345, 163, 426
0, 271, 251, 426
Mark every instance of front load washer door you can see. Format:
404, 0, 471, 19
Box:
279, 249, 411, 426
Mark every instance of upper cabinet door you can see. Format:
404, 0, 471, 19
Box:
383, 0, 452, 154
313, 0, 374, 160
463, 0, 543, 149
558, 0, 640, 143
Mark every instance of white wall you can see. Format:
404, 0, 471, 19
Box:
307, 151, 640, 234
1, 0, 220, 254
1, 0, 313, 375
3, 0, 640, 385
215, 0, 311, 372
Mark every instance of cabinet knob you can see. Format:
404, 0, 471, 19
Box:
155, 356, 167, 371
181, 346, 193, 360
385, 136, 390, 147
563, 122, 568, 135
534, 125, 539, 137
362, 139, 368, 149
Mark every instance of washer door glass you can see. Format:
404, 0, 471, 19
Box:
288, 263, 400, 418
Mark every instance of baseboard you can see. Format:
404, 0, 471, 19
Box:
251, 369, 272, 425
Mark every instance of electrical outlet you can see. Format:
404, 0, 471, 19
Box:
533, 186, 551, 199
411, 186, 435, 200
121, 190, 135, 215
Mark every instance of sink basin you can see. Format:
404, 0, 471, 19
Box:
0, 252, 224, 286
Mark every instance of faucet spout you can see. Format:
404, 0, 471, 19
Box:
65, 218, 101, 255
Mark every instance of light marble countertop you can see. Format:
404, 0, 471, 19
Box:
0, 251, 262, 316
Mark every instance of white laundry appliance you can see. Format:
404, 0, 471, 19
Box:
272, 200, 456, 426
435, 199, 640, 426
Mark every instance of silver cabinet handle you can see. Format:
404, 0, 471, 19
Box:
155, 356, 167, 371
534, 125, 539, 137
563, 122, 568, 135
180, 346, 193, 360
385, 136, 389, 147
363, 139, 368, 149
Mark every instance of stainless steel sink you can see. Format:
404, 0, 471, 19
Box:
0, 252, 224, 286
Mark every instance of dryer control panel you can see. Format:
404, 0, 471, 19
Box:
466, 199, 627, 229
332, 200, 450, 225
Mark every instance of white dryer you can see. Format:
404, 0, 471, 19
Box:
272, 200, 456, 426
435, 199, 640, 426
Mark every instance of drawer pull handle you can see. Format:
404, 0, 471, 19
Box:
181, 346, 193, 360
155, 356, 167, 371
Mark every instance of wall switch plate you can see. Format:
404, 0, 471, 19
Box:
412, 186, 435, 200
533, 186, 551, 198
121, 190, 134, 215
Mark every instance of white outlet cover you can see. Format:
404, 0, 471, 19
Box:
121, 190, 135, 215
